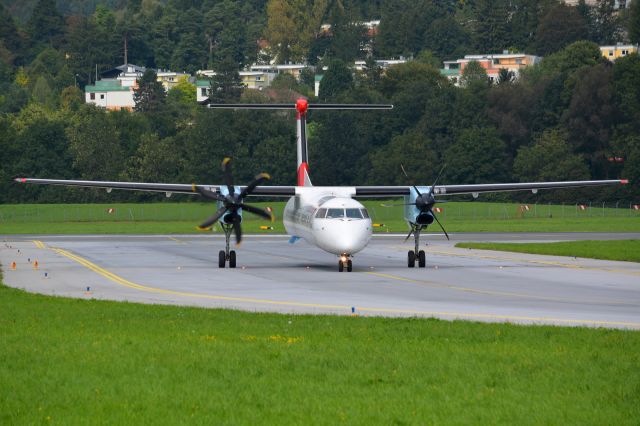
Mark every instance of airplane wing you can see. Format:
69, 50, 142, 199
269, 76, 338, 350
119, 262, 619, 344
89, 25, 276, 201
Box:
12, 178, 296, 197
354, 179, 628, 197
13, 177, 627, 198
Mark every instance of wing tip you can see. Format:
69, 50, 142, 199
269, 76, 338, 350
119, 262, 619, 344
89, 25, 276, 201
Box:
13, 177, 27, 183
621, 179, 629, 185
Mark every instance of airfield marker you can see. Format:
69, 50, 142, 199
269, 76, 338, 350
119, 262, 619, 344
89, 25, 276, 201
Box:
10, 261, 16, 270
84, 286, 92, 296
33, 260, 39, 270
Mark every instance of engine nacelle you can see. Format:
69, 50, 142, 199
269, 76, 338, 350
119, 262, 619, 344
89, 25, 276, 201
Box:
416, 211, 435, 225
404, 186, 433, 225
218, 185, 243, 225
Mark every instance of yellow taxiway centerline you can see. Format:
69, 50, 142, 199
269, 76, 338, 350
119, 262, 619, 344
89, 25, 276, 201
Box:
37, 242, 640, 328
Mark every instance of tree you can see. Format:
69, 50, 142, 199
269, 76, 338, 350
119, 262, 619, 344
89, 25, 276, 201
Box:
444, 127, 509, 184
473, 0, 510, 53
27, 0, 65, 48
369, 131, 438, 185
561, 64, 615, 178
514, 129, 589, 182
535, 4, 589, 56
460, 61, 488, 87
423, 16, 471, 61
266, 0, 328, 62
167, 76, 196, 106
629, 0, 640, 44
318, 59, 353, 100
134, 69, 166, 112
208, 57, 243, 103
496, 68, 515, 84
67, 105, 124, 181
590, 0, 621, 44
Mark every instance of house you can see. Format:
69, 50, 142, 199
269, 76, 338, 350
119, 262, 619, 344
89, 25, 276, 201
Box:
354, 58, 407, 72
84, 79, 135, 111
156, 70, 191, 91
100, 63, 146, 87
600, 44, 638, 61
249, 64, 308, 81
441, 52, 541, 85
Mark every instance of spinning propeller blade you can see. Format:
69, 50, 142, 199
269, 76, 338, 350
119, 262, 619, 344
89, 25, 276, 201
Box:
196, 158, 274, 243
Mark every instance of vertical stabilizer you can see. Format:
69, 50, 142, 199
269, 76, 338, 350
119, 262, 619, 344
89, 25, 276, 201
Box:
295, 98, 312, 187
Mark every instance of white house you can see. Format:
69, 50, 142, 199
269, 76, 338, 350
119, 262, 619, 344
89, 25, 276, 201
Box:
85, 79, 135, 110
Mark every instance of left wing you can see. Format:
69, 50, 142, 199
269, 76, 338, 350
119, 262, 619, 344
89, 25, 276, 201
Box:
354, 179, 628, 197
13, 178, 296, 197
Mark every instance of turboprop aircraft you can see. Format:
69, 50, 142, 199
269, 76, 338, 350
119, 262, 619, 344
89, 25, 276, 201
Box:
15, 98, 627, 271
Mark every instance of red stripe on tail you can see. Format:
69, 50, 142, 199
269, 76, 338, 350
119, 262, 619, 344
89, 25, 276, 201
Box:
297, 162, 310, 187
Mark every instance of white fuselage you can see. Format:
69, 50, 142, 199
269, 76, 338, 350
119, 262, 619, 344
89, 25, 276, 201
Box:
282, 187, 372, 256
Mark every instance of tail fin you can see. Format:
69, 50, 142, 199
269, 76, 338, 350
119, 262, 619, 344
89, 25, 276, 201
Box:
207, 99, 392, 187
296, 99, 312, 187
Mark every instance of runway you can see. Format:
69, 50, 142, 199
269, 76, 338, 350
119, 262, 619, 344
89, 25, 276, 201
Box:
2, 233, 639, 329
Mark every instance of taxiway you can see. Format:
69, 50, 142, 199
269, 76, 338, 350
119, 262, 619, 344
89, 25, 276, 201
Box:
1, 233, 639, 329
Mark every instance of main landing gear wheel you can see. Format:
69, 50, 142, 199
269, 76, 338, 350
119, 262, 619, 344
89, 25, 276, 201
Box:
217, 224, 238, 268
408, 250, 416, 267
418, 250, 426, 268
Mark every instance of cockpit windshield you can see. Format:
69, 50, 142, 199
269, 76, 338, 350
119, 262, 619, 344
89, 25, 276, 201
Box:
345, 208, 363, 219
319, 208, 370, 220
326, 208, 345, 218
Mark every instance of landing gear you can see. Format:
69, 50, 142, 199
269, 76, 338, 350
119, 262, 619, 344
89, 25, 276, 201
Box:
338, 254, 353, 272
218, 223, 237, 268
407, 223, 427, 268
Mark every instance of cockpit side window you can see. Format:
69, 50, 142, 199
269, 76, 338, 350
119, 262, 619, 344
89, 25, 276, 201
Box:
315, 208, 327, 218
345, 208, 363, 219
360, 208, 370, 218
326, 208, 345, 218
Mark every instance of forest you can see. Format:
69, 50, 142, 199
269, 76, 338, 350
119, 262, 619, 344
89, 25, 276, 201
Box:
0, 0, 639, 203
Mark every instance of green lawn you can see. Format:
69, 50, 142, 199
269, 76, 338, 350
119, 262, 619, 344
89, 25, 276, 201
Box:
0, 280, 639, 424
1, 201, 638, 234
456, 240, 640, 262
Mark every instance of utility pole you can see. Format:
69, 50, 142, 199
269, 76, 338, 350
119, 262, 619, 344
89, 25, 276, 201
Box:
124, 36, 128, 64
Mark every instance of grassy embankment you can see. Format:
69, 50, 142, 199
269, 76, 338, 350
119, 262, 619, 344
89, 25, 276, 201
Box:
0, 278, 638, 424
456, 240, 640, 262
1, 201, 638, 234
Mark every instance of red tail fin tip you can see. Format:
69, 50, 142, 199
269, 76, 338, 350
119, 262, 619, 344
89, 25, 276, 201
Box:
297, 162, 311, 187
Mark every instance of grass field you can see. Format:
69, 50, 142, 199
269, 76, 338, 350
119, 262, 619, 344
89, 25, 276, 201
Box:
1, 201, 638, 234
456, 240, 640, 262
1, 278, 639, 424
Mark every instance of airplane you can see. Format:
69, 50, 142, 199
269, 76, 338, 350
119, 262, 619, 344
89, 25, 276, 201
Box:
14, 98, 628, 272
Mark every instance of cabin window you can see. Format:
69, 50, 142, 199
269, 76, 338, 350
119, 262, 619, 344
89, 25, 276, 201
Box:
315, 208, 327, 218
326, 208, 345, 218
360, 208, 370, 218
346, 208, 363, 219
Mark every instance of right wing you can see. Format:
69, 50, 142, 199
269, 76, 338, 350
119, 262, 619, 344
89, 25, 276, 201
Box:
13, 178, 296, 197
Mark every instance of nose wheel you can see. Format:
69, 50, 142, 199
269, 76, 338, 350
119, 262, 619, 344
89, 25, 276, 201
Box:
338, 255, 353, 272
218, 224, 237, 268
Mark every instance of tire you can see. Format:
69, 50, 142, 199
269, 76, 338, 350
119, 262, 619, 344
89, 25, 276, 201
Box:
229, 250, 236, 268
218, 250, 226, 268
418, 250, 426, 268
408, 250, 415, 268
338, 261, 344, 272
347, 259, 353, 272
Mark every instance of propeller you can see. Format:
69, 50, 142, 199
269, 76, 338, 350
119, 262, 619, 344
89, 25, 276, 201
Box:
402, 164, 450, 241
196, 158, 274, 244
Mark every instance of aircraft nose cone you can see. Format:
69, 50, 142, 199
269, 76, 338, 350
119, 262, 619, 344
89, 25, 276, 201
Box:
316, 219, 372, 255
